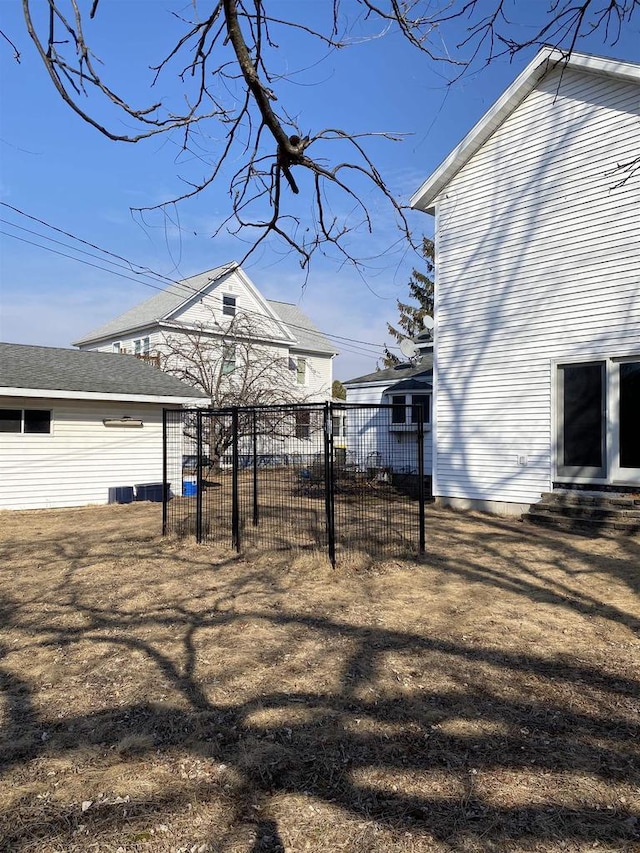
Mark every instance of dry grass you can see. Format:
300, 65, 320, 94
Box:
0, 502, 638, 853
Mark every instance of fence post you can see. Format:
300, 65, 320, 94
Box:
252, 409, 259, 526
417, 407, 426, 554
162, 408, 168, 536
232, 407, 241, 552
324, 402, 336, 567
196, 409, 203, 544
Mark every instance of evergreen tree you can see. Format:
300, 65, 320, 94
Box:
383, 237, 434, 367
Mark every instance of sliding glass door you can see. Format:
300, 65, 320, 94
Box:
557, 358, 640, 485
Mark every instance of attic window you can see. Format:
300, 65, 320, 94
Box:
223, 295, 236, 316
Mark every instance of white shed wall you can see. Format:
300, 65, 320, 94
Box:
0, 397, 174, 510
433, 67, 640, 507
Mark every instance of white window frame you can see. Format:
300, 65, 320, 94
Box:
223, 295, 237, 317
387, 392, 431, 429
296, 357, 307, 386
134, 337, 151, 355
112, 341, 121, 353
222, 344, 237, 375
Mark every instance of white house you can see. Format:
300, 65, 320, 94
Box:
343, 347, 433, 478
411, 48, 640, 515
0, 343, 207, 510
73, 262, 337, 404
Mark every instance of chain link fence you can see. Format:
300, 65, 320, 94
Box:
163, 403, 429, 565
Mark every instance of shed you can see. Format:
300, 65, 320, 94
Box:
0, 343, 207, 509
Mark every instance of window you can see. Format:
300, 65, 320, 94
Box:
134, 337, 150, 355
411, 394, 431, 425
223, 295, 236, 316
222, 344, 236, 374
391, 395, 406, 424
295, 410, 311, 440
296, 357, 307, 385
0, 408, 51, 434
112, 342, 121, 353
389, 393, 431, 426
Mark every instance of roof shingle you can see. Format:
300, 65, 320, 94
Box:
0, 342, 207, 399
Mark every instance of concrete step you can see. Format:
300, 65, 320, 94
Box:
525, 511, 640, 536
539, 491, 640, 509
531, 505, 640, 521
525, 489, 640, 536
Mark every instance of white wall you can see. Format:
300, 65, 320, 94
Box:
433, 66, 640, 508
0, 396, 174, 510
344, 384, 433, 474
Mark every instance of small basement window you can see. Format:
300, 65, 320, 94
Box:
0, 408, 51, 434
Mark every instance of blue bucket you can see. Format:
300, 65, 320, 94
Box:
183, 481, 197, 497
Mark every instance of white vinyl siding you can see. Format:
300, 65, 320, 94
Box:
177, 270, 288, 341
0, 397, 172, 510
432, 66, 640, 506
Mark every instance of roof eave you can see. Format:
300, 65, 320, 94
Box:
1, 387, 208, 404
410, 48, 640, 214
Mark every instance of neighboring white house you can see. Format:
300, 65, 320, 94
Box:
411, 48, 640, 515
0, 343, 207, 510
73, 262, 337, 404
343, 347, 433, 477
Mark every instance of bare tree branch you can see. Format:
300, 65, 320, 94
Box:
15, 0, 639, 269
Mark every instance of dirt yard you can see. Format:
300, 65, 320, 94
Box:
0, 503, 638, 853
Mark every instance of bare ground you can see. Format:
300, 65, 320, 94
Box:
0, 502, 638, 853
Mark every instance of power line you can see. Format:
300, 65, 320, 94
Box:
1, 203, 402, 357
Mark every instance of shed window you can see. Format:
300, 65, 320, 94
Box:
0, 409, 51, 434
223, 295, 236, 316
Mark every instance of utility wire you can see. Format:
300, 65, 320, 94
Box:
1, 203, 404, 356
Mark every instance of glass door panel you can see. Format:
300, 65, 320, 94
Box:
619, 361, 640, 472
557, 362, 606, 479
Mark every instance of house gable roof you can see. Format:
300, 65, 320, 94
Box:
344, 353, 433, 388
73, 263, 236, 345
72, 263, 336, 355
410, 48, 640, 214
0, 342, 207, 402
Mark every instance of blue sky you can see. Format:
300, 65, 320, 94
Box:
1, 1, 639, 380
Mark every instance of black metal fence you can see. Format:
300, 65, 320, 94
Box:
163, 403, 428, 565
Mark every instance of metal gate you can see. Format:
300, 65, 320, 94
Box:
163, 403, 428, 565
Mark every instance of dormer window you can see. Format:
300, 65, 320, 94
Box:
223, 295, 236, 316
